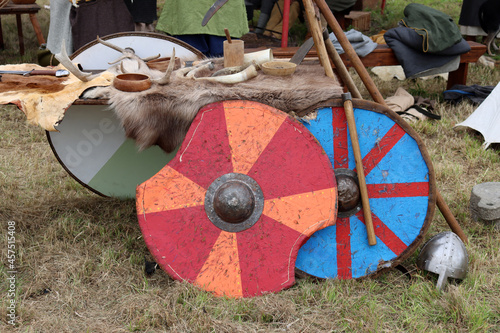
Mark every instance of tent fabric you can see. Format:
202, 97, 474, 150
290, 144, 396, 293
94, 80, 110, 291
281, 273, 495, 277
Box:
454, 83, 500, 149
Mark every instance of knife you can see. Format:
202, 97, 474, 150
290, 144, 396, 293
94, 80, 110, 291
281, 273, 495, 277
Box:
289, 36, 315, 65
202, 0, 229, 26
0, 69, 70, 77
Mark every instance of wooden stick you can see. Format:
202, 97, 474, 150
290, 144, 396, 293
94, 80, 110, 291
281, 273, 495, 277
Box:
224, 28, 232, 43
437, 192, 468, 244
322, 30, 362, 99
343, 93, 377, 245
303, 0, 334, 78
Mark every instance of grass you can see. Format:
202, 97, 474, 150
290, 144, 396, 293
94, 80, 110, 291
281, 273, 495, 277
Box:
1, 0, 500, 332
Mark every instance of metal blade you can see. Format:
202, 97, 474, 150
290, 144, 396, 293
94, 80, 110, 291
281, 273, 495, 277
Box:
0, 70, 31, 76
202, 0, 230, 26
289, 36, 315, 65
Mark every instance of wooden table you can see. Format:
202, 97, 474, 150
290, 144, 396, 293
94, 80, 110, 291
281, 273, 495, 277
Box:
0, 3, 45, 55
267, 41, 487, 90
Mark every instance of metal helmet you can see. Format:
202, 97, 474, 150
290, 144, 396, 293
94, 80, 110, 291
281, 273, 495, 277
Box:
417, 231, 469, 291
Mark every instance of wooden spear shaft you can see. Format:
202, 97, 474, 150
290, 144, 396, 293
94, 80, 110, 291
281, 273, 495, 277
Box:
312, 0, 385, 105
313, 0, 469, 245
343, 93, 377, 245
302, 0, 335, 79
322, 29, 362, 99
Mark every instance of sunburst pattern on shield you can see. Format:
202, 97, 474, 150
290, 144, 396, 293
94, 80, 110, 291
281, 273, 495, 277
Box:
137, 100, 337, 297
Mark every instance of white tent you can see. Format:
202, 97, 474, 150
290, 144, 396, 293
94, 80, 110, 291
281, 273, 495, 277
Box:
454, 82, 500, 149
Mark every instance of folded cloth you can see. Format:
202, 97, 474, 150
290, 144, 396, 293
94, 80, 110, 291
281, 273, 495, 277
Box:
384, 26, 471, 79
384, 87, 441, 123
444, 84, 495, 104
401, 3, 463, 53
384, 87, 415, 112
329, 29, 378, 57
370, 30, 387, 44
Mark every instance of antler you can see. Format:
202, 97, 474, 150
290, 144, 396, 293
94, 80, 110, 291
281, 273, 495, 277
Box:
151, 48, 176, 85
55, 40, 100, 82
194, 63, 259, 84
96, 36, 161, 64
97, 35, 126, 54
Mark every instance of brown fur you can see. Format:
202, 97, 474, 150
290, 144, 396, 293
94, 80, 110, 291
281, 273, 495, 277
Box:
86, 64, 343, 153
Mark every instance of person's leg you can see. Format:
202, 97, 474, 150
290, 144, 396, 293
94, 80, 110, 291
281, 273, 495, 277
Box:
173, 34, 209, 55
206, 35, 226, 57
264, 0, 300, 39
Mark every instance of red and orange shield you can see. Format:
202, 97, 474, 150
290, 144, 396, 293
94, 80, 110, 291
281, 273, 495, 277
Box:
136, 100, 337, 297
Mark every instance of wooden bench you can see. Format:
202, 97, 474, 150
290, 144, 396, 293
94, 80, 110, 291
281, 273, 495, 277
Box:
0, 3, 46, 55
268, 41, 487, 90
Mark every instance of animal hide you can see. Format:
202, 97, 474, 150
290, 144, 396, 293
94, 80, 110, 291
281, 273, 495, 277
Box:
0, 64, 113, 131
85, 64, 343, 153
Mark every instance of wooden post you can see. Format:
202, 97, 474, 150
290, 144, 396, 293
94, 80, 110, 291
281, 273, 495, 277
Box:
303, 0, 334, 78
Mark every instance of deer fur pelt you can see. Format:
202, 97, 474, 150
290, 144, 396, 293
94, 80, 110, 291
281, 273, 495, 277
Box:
84, 64, 343, 153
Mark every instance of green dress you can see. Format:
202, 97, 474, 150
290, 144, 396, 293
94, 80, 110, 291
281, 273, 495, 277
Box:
156, 0, 249, 38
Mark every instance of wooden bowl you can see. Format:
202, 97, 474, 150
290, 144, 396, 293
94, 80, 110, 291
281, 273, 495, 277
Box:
113, 73, 151, 92
261, 61, 297, 76
11, 0, 37, 4
147, 57, 181, 72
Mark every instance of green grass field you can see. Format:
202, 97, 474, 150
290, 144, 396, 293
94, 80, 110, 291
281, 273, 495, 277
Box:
1, 0, 500, 331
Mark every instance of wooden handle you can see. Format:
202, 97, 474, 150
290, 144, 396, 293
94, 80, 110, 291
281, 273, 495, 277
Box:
313, 0, 467, 244
303, 0, 334, 78
437, 191, 468, 244
224, 28, 232, 43
30, 70, 58, 76
343, 95, 377, 246
322, 31, 362, 98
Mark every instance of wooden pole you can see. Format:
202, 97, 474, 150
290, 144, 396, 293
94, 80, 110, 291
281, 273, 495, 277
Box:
312, 0, 385, 105
281, 0, 291, 48
343, 93, 377, 245
303, 0, 335, 78
322, 30, 362, 99
313, 0, 468, 244
437, 192, 468, 244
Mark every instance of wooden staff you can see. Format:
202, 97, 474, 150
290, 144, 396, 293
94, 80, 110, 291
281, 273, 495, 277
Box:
304, 1, 373, 244
302, 0, 334, 78
437, 192, 468, 244
343, 93, 377, 245
313, 0, 469, 244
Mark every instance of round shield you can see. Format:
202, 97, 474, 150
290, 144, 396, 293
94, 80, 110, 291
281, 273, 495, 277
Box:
296, 100, 436, 279
137, 100, 338, 297
46, 33, 204, 198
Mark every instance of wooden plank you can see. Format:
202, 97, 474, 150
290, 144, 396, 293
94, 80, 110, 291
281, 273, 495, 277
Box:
0, 3, 42, 14
260, 41, 487, 87
0, 3, 44, 55
268, 41, 486, 67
